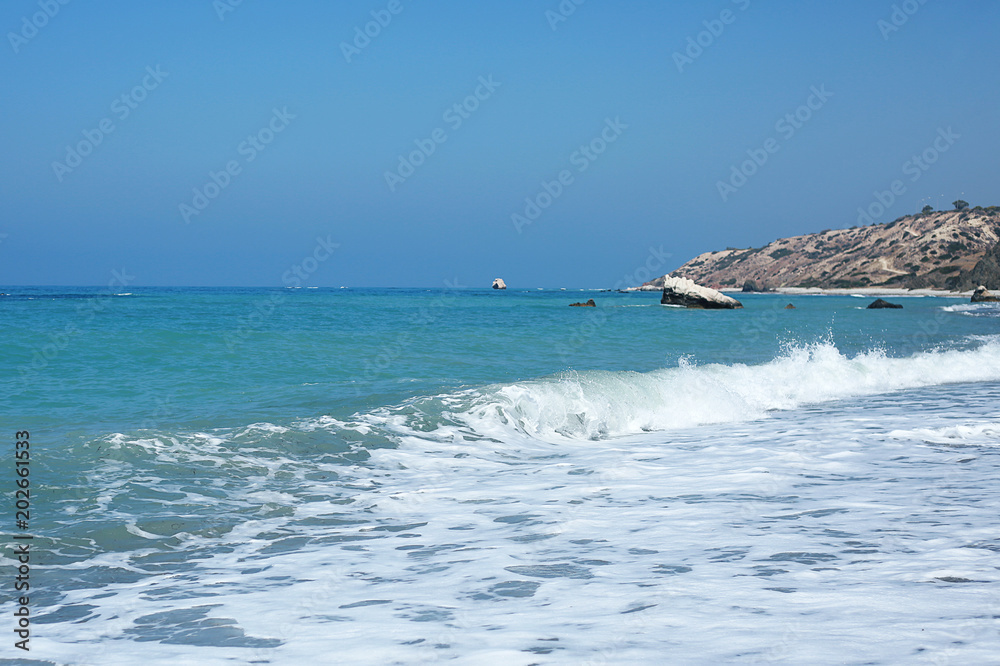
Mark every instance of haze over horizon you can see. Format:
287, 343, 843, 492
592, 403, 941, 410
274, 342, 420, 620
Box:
2, 0, 998, 287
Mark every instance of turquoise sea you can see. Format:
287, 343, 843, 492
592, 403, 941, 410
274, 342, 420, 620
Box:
3, 287, 1000, 664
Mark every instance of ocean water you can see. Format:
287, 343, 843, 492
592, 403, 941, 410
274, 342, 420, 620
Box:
3, 287, 1000, 664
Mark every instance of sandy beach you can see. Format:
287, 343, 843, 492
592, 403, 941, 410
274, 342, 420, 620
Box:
636, 285, 977, 298
720, 286, 977, 298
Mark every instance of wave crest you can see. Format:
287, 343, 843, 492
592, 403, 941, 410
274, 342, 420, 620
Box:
365, 339, 1000, 443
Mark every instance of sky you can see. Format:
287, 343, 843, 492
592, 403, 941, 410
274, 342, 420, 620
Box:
1, 0, 998, 288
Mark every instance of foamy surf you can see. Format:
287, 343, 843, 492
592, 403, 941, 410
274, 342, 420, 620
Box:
10, 288, 1000, 664
36, 361, 1000, 666
361, 338, 1000, 444
888, 421, 1000, 445
942, 302, 1000, 317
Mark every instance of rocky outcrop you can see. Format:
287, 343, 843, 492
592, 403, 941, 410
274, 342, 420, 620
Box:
741, 280, 771, 292
956, 241, 1000, 291
867, 298, 903, 309
492, 278, 507, 290
661, 209, 1000, 290
784, 303, 796, 309
570, 299, 596, 307
971, 286, 1000, 303
660, 276, 743, 309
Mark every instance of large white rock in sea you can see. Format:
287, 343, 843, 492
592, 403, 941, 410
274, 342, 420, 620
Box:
492, 278, 507, 290
660, 275, 743, 309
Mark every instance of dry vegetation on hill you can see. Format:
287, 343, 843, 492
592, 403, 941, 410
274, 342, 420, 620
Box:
670, 207, 1000, 291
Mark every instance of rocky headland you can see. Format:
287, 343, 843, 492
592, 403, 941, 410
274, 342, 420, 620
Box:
663, 207, 1000, 292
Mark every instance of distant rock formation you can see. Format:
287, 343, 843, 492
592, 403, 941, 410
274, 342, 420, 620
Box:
656, 209, 1000, 291
956, 241, 1000, 291
741, 279, 771, 293
492, 278, 507, 290
660, 276, 743, 309
971, 286, 999, 303
867, 298, 903, 309
784, 303, 796, 309
570, 299, 596, 307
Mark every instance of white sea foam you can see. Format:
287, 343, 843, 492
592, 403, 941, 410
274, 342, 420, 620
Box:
360, 338, 1000, 444
888, 421, 1000, 445
17, 339, 1000, 664
942, 302, 1000, 316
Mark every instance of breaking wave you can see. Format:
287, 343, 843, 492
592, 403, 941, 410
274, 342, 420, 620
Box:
361, 338, 1000, 443
942, 302, 1000, 317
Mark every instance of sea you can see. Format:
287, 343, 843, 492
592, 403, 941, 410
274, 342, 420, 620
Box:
3, 286, 1000, 665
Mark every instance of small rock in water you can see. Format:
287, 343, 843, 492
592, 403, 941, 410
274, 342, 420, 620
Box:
867, 298, 903, 309
570, 299, 596, 307
492, 278, 507, 290
784, 303, 796, 309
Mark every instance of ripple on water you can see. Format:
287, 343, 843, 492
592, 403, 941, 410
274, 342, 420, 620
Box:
504, 564, 594, 579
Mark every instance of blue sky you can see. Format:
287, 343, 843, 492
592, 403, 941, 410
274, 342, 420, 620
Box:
2, 0, 998, 287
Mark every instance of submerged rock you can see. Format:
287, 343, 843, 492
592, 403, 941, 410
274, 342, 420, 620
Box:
971, 285, 1000, 303
569, 299, 596, 307
492, 278, 507, 290
660, 276, 743, 309
867, 298, 903, 309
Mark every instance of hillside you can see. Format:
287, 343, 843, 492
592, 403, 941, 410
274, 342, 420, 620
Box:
667, 208, 1000, 291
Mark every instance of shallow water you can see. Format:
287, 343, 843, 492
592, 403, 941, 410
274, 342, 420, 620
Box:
3, 288, 999, 663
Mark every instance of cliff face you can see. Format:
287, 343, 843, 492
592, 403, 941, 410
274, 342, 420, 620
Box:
669, 209, 1000, 291
960, 239, 1000, 291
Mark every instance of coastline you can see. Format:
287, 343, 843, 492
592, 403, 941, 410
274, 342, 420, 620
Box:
718, 286, 975, 298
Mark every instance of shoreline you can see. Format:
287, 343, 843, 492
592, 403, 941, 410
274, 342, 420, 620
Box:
718, 286, 975, 298
631, 285, 975, 298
